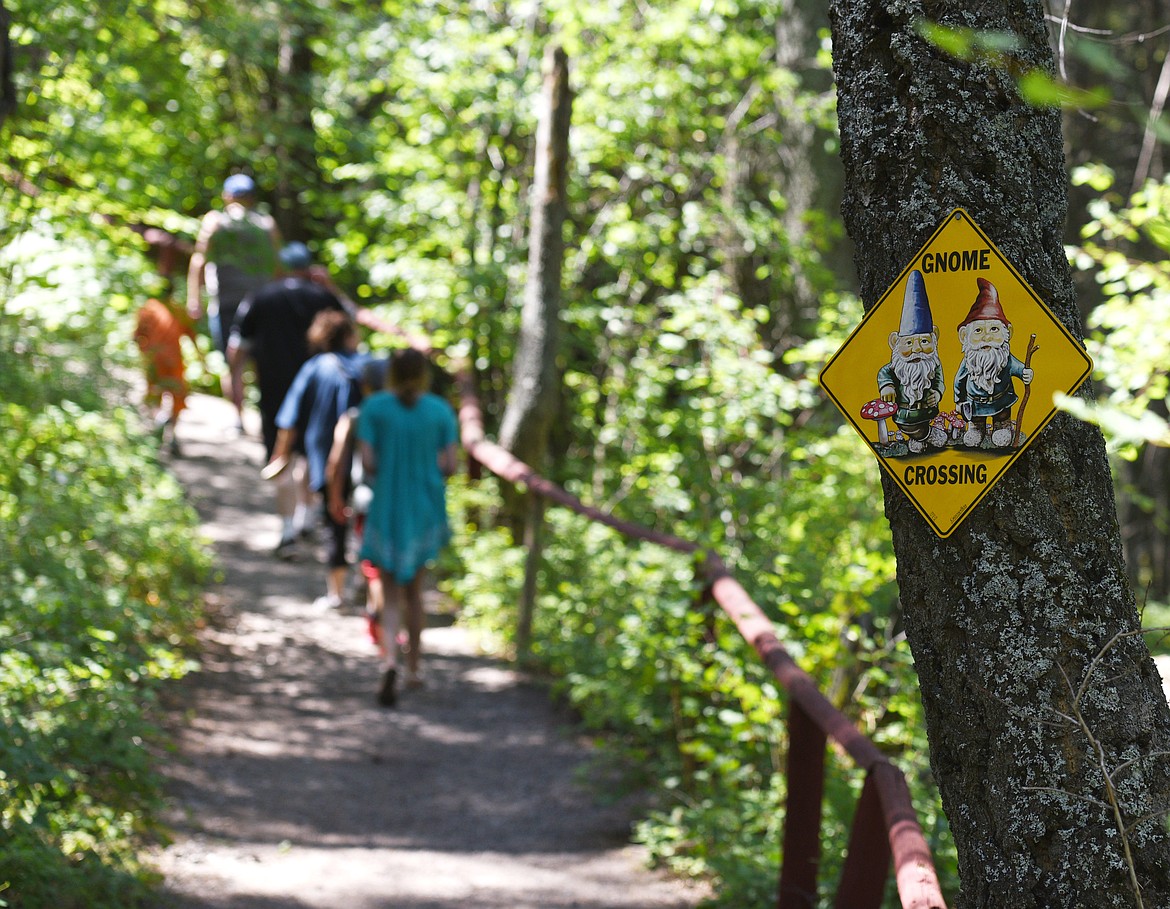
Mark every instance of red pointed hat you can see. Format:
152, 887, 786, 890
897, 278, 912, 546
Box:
958, 277, 1009, 329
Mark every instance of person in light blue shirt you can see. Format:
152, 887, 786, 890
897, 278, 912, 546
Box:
268, 311, 369, 603
357, 348, 458, 706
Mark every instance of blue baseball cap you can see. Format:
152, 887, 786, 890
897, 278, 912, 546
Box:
279, 241, 313, 270
223, 174, 256, 197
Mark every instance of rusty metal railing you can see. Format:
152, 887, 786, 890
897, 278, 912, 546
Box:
452, 366, 947, 909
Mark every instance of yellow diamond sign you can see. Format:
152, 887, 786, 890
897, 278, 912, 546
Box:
819, 208, 1093, 537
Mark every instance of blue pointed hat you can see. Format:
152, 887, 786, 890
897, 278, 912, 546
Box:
898, 270, 934, 336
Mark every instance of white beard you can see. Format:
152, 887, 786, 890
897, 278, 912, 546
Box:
891, 352, 940, 406
962, 341, 1010, 394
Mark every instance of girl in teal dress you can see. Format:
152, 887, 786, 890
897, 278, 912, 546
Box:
357, 348, 458, 706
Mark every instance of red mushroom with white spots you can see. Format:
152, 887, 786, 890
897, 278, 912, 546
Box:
860, 398, 898, 445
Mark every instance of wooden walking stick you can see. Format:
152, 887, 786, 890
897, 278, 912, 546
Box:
1011, 333, 1039, 449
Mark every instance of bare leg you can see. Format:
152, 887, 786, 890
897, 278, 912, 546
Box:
326, 565, 347, 604
274, 476, 296, 519
226, 355, 245, 429
376, 569, 402, 707
403, 570, 425, 685
274, 459, 301, 523
274, 457, 313, 550
294, 466, 315, 536
379, 571, 402, 671
164, 410, 181, 456
366, 570, 386, 658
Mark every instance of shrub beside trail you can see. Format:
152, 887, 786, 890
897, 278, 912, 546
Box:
0, 333, 213, 909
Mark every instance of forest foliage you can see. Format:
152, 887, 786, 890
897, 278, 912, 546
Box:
2, 1, 1169, 907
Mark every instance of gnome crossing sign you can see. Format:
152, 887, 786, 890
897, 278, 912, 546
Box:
819, 208, 1093, 537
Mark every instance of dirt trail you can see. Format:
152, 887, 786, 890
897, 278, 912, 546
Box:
148, 393, 708, 909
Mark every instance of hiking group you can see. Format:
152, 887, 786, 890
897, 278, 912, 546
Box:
135, 173, 458, 709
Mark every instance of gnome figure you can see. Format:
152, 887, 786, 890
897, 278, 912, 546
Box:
877, 270, 946, 453
953, 277, 1034, 448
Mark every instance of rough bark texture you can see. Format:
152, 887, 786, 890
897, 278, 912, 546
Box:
829, 2, 1170, 906
499, 44, 572, 514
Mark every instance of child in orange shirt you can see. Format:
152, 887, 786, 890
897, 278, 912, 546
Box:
134, 296, 198, 455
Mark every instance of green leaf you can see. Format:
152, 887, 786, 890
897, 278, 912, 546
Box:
916, 22, 974, 59
1055, 392, 1170, 450
1017, 70, 1110, 109
1144, 217, 1170, 254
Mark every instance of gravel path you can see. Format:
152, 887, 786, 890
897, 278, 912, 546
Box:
147, 393, 708, 909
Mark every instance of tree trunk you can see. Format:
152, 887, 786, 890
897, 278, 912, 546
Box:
499, 44, 572, 531
516, 493, 546, 663
722, 0, 844, 365
829, 2, 1170, 906
271, 16, 325, 242
0, 1, 13, 126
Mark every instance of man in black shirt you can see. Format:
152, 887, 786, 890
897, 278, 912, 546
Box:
229, 243, 356, 455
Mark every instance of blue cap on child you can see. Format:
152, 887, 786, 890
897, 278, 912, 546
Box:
279, 242, 313, 270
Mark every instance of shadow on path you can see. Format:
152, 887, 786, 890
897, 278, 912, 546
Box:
148, 394, 708, 909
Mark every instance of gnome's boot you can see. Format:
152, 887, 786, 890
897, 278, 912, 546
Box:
990, 419, 1015, 448
962, 420, 985, 448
